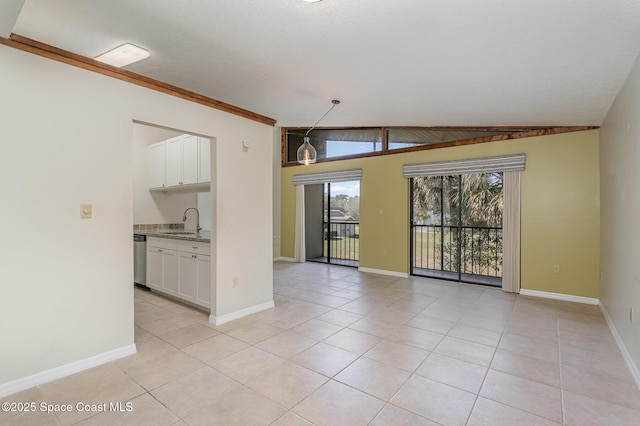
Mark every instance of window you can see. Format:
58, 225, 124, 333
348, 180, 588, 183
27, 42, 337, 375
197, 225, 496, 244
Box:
305, 181, 360, 267
283, 126, 584, 166
387, 128, 513, 151
286, 129, 382, 163
411, 173, 504, 286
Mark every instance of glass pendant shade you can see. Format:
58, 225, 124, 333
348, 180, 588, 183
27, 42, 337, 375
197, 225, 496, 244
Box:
297, 136, 317, 165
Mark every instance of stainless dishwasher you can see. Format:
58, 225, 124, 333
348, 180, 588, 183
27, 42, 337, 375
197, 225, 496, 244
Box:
134, 234, 147, 287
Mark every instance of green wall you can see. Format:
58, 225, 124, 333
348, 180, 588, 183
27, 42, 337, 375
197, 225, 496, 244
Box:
281, 130, 600, 298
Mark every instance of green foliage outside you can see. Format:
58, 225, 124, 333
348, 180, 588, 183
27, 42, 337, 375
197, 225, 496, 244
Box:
324, 225, 360, 261
324, 193, 360, 261
330, 194, 360, 220
413, 173, 503, 277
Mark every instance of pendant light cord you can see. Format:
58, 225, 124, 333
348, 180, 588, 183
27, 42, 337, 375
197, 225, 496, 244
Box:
305, 99, 341, 137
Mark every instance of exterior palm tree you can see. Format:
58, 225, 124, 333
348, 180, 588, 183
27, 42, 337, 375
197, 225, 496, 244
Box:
413, 173, 503, 278
413, 173, 502, 226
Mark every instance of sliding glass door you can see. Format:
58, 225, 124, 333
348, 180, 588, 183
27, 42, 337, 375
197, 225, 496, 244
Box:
306, 181, 360, 267
411, 173, 503, 286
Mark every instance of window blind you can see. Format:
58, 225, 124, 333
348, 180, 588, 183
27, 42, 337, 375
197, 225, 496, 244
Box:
293, 169, 363, 186
402, 154, 525, 178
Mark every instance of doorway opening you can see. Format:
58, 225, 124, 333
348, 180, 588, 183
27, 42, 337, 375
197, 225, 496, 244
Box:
305, 181, 360, 267
410, 173, 503, 286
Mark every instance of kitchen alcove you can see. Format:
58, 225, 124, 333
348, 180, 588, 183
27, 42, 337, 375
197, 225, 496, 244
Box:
132, 121, 216, 312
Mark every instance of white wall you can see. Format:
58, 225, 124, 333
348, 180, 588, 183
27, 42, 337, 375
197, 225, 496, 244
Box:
0, 44, 273, 391
197, 192, 212, 231
600, 52, 640, 383
212, 118, 274, 318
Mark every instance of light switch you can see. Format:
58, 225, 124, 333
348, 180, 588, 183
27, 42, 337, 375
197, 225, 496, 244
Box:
242, 139, 250, 153
80, 203, 92, 219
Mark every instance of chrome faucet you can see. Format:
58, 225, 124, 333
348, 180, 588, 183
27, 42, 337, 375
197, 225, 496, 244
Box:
182, 207, 202, 233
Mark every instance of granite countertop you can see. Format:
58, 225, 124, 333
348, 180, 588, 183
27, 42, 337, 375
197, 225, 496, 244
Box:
135, 230, 211, 243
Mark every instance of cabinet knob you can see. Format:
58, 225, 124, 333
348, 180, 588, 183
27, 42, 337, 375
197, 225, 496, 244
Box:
158, 249, 163, 253
192, 246, 198, 249
192, 254, 197, 259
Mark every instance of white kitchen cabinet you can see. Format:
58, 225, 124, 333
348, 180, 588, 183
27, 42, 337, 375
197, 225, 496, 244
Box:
177, 240, 211, 308
165, 136, 182, 187
147, 237, 210, 309
166, 135, 199, 187
149, 134, 210, 190
161, 250, 178, 295
146, 243, 178, 296
177, 252, 197, 302
177, 252, 211, 308
148, 141, 167, 189
182, 135, 200, 185
146, 247, 163, 290
195, 254, 211, 308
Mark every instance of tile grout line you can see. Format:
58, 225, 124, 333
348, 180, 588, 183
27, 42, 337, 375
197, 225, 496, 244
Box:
132, 268, 593, 425
463, 289, 518, 425
284, 273, 437, 424
557, 301, 566, 426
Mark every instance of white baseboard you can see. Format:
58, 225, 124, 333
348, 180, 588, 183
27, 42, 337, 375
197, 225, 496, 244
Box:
275, 257, 296, 262
519, 289, 599, 305
358, 267, 409, 278
599, 304, 640, 390
0, 344, 137, 398
209, 300, 275, 326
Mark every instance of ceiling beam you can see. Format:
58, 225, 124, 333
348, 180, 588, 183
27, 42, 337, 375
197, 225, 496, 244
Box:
0, 34, 277, 126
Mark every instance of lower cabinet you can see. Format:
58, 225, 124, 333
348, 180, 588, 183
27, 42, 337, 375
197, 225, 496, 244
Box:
177, 252, 211, 308
147, 237, 211, 309
146, 246, 178, 296
195, 255, 211, 308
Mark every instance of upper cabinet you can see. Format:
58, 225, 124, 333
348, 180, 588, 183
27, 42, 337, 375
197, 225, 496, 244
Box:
148, 141, 167, 189
149, 134, 211, 191
166, 135, 198, 187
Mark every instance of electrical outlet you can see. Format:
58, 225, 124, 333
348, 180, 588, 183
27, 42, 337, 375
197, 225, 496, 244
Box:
553, 265, 560, 274
232, 276, 239, 288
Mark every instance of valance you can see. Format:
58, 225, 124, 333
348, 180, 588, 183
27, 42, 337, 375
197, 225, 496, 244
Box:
403, 154, 525, 178
293, 169, 363, 186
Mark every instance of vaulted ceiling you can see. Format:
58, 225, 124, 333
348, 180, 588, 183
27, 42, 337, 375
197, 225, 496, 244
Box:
3, 0, 640, 128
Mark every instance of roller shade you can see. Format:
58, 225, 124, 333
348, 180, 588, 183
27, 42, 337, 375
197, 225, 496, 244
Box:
293, 169, 362, 186
403, 154, 525, 178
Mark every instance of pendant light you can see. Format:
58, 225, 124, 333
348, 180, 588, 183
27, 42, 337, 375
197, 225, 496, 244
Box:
297, 99, 341, 165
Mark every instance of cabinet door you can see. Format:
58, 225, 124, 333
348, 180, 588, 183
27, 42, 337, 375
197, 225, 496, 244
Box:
148, 141, 166, 189
198, 137, 211, 184
182, 135, 199, 185
165, 136, 183, 187
196, 255, 211, 308
146, 247, 163, 290
177, 252, 197, 302
161, 249, 178, 296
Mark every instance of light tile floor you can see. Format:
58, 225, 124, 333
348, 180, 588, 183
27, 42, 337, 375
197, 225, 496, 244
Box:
3, 261, 640, 425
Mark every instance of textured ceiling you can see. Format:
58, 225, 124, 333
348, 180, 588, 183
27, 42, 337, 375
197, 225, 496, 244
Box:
5, 0, 640, 127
